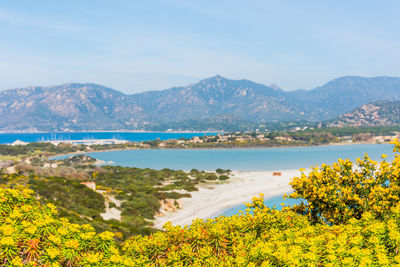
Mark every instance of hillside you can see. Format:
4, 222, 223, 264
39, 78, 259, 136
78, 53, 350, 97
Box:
289, 76, 400, 118
2, 75, 400, 131
328, 100, 400, 127
0, 83, 142, 131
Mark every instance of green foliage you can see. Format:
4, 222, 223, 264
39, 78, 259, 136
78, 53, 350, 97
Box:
122, 195, 400, 265
288, 139, 400, 225
0, 143, 87, 157
218, 175, 229, 181
0, 187, 133, 266
28, 176, 106, 219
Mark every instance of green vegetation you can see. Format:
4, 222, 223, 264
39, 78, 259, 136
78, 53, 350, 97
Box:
306, 125, 400, 136
0, 155, 231, 239
0, 142, 87, 157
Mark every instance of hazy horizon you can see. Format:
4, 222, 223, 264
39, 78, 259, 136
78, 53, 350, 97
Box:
1, 1, 400, 93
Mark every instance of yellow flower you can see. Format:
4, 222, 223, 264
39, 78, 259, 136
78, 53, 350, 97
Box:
10, 209, 22, 219
57, 227, 68, 236
110, 253, 122, 263
0, 224, 14, 236
46, 247, 60, 259
11, 256, 23, 267
21, 204, 33, 213
81, 224, 95, 232
85, 252, 103, 263
0, 236, 14, 246
99, 231, 114, 240
65, 239, 79, 249
80, 231, 96, 240
48, 235, 61, 245
46, 203, 58, 214
25, 225, 37, 235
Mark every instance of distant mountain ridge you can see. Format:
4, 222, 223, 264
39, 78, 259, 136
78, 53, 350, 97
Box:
329, 100, 400, 127
2, 75, 400, 131
291, 76, 400, 117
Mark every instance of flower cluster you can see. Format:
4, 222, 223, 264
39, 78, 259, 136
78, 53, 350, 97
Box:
288, 139, 400, 224
3, 141, 400, 265
0, 187, 130, 266
121, 196, 400, 265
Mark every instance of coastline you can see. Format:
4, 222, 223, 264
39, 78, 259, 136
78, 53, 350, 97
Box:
48, 141, 382, 160
0, 130, 220, 134
152, 169, 302, 228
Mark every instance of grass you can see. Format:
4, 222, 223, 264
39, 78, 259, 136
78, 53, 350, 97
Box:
0, 154, 21, 161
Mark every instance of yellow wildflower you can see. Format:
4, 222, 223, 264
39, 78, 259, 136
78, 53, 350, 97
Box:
99, 231, 114, 240
65, 239, 79, 249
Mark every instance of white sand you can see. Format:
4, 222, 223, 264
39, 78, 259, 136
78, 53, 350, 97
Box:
152, 169, 302, 228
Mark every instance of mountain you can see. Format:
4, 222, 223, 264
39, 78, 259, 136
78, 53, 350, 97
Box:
133, 75, 317, 123
0, 83, 141, 131
289, 76, 400, 118
328, 100, 400, 127
2, 75, 400, 131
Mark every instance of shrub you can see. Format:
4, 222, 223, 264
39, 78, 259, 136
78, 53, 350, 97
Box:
288, 139, 400, 224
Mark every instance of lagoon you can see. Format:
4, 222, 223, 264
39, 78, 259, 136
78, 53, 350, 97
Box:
53, 143, 393, 171
214, 194, 301, 217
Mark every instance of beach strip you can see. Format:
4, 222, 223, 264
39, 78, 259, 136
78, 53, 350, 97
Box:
152, 169, 301, 228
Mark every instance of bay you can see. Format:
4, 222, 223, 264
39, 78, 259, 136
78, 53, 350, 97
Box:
0, 132, 215, 144
53, 143, 393, 171
214, 195, 302, 218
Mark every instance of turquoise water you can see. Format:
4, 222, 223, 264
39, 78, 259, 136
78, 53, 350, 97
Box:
214, 195, 302, 218
0, 132, 216, 144
53, 144, 393, 171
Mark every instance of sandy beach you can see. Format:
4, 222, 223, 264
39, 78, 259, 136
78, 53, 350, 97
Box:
152, 169, 302, 228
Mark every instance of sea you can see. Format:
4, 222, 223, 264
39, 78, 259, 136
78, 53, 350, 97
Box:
0, 132, 216, 144
213, 195, 302, 217
53, 143, 393, 171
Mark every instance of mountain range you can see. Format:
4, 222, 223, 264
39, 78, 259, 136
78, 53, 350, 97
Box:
329, 100, 400, 127
2, 75, 400, 131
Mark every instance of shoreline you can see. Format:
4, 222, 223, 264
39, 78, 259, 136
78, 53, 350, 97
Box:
152, 169, 302, 228
0, 130, 220, 134
48, 141, 383, 160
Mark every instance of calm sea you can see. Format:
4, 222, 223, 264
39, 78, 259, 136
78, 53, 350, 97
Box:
0, 132, 216, 144
213, 195, 302, 218
53, 143, 393, 171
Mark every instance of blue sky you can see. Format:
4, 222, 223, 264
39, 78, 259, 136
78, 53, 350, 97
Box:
0, 0, 399, 93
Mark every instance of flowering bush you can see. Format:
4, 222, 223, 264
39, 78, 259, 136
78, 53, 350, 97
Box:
288, 140, 400, 224
0, 187, 133, 266
3, 141, 400, 265
3, 188, 400, 265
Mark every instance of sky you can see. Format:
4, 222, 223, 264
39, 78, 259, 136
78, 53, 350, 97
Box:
0, 0, 400, 93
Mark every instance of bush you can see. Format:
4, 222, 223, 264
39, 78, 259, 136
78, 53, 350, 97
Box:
218, 175, 229, 180
0, 187, 133, 266
4, 140, 400, 265
288, 139, 400, 225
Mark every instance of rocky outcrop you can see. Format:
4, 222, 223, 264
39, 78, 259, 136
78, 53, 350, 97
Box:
156, 199, 183, 217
